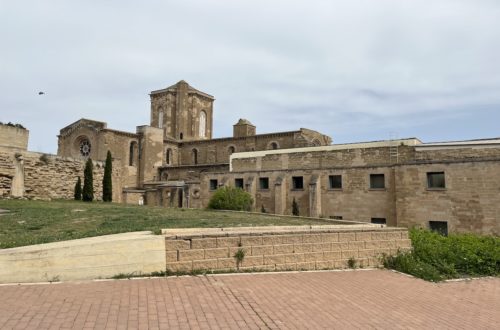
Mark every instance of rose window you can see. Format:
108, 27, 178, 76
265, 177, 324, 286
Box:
79, 139, 91, 157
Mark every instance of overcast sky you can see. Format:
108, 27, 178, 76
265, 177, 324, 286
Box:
1, 0, 499, 153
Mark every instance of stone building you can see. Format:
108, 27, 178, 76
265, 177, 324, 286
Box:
2, 81, 499, 235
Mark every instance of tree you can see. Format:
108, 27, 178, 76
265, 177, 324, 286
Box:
102, 151, 113, 202
207, 186, 253, 211
74, 176, 82, 200
292, 197, 300, 216
82, 158, 94, 202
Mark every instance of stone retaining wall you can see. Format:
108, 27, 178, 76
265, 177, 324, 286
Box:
164, 226, 411, 273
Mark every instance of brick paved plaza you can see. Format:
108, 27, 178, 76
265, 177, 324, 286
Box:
0, 269, 498, 329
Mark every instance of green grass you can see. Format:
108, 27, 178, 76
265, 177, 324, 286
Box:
0, 199, 330, 249
383, 228, 500, 282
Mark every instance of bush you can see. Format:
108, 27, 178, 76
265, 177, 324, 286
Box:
292, 198, 299, 216
207, 186, 253, 211
102, 151, 113, 202
383, 228, 500, 281
74, 177, 82, 200
82, 158, 94, 202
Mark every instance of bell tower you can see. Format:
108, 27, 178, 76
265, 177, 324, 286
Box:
149, 80, 214, 141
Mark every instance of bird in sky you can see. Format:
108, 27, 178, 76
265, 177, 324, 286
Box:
38, 91, 45, 95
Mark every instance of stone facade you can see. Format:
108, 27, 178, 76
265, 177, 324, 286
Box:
0, 124, 29, 151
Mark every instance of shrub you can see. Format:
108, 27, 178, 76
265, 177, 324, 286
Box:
74, 177, 82, 200
292, 198, 299, 216
82, 158, 94, 202
261, 204, 266, 213
207, 186, 253, 211
102, 151, 113, 202
233, 248, 246, 270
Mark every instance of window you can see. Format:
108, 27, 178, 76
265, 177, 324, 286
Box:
129, 141, 137, 166
209, 179, 218, 191
330, 215, 343, 220
80, 139, 91, 157
371, 218, 387, 225
192, 149, 198, 165
259, 177, 269, 190
329, 175, 342, 189
429, 221, 448, 236
199, 111, 206, 138
292, 176, 304, 190
166, 148, 172, 165
427, 172, 445, 189
268, 142, 279, 150
180, 132, 183, 140
158, 110, 164, 129
228, 146, 235, 155
370, 174, 385, 189
235, 178, 244, 189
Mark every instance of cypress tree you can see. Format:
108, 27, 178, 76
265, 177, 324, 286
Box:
292, 197, 300, 216
102, 151, 113, 202
82, 158, 94, 202
74, 176, 82, 200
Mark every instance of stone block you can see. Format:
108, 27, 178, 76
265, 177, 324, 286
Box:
217, 258, 237, 269
273, 244, 294, 254
193, 259, 218, 270
293, 243, 313, 253
316, 261, 334, 269
282, 235, 303, 244
262, 235, 283, 245
348, 241, 365, 250
304, 252, 324, 262
386, 232, 402, 240
191, 238, 217, 249
242, 256, 264, 267
321, 233, 339, 242
331, 242, 348, 251
334, 260, 348, 269
355, 232, 372, 241
251, 245, 274, 256
302, 234, 321, 243
296, 262, 316, 271
338, 232, 356, 242
275, 263, 295, 271
323, 251, 341, 260
395, 239, 412, 248
264, 254, 285, 265
358, 249, 376, 258
240, 236, 263, 246
166, 261, 192, 272
380, 240, 397, 249
341, 250, 358, 259
365, 241, 381, 249
401, 231, 409, 239
312, 242, 331, 252
284, 253, 305, 263
371, 232, 388, 240
166, 251, 177, 263
216, 237, 240, 247
178, 249, 205, 261
204, 248, 229, 259
165, 239, 190, 251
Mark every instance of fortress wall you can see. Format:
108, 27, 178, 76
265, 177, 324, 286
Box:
0, 125, 29, 151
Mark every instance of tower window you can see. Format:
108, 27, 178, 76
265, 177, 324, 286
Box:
192, 149, 198, 165
129, 141, 137, 166
370, 174, 385, 189
209, 179, 218, 191
166, 148, 172, 165
235, 178, 244, 189
329, 175, 342, 189
427, 172, 445, 189
158, 110, 164, 129
228, 146, 235, 155
268, 142, 279, 150
199, 110, 207, 138
259, 177, 269, 190
180, 133, 183, 140
292, 176, 304, 190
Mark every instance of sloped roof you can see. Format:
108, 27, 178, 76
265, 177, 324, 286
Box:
150, 80, 215, 99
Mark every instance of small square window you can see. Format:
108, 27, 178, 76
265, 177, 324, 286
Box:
371, 218, 387, 225
292, 176, 304, 190
329, 175, 342, 189
370, 174, 385, 189
209, 179, 218, 191
427, 172, 445, 189
429, 221, 448, 236
330, 215, 343, 220
259, 177, 269, 190
235, 178, 244, 189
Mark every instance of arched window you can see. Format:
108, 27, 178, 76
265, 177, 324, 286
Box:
180, 132, 183, 140
129, 141, 137, 166
192, 149, 198, 164
158, 110, 164, 129
166, 148, 172, 165
199, 111, 207, 138
268, 142, 279, 150
228, 146, 235, 155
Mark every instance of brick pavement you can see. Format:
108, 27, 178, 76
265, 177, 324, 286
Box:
0, 269, 498, 329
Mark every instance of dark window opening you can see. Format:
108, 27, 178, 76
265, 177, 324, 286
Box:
370, 174, 385, 189
427, 172, 445, 189
329, 175, 342, 189
371, 218, 387, 225
166, 148, 172, 165
129, 142, 137, 166
192, 149, 198, 165
228, 146, 235, 155
429, 221, 448, 236
209, 179, 218, 191
259, 177, 269, 190
180, 132, 183, 140
292, 176, 304, 190
270, 142, 278, 150
235, 178, 244, 189
330, 215, 343, 220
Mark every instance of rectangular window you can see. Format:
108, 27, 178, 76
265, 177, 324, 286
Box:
371, 218, 387, 225
209, 179, 218, 191
330, 215, 343, 220
427, 172, 445, 189
292, 176, 304, 190
329, 175, 342, 189
370, 174, 385, 189
259, 177, 269, 190
429, 221, 448, 236
235, 178, 244, 189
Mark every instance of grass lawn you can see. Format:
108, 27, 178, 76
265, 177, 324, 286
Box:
0, 199, 330, 249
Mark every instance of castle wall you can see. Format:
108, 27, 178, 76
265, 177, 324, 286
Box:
0, 125, 29, 151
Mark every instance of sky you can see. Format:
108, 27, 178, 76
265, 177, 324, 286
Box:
1, 0, 499, 153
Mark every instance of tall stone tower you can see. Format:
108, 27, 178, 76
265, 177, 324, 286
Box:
149, 80, 215, 141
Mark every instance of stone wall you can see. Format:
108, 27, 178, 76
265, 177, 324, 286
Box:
164, 226, 410, 273
0, 125, 29, 150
